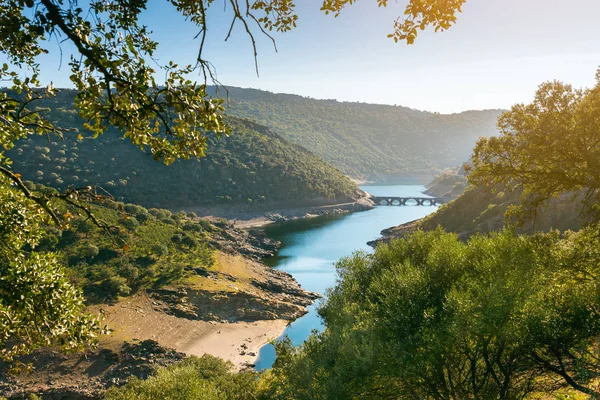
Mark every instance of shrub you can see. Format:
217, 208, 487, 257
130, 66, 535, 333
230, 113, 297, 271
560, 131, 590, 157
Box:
171, 234, 183, 244
101, 276, 131, 297
73, 219, 94, 235
105, 355, 258, 400
37, 233, 59, 251
120, 217, 140, 232
182, 222, 203, 233
83, 244, 100, 259
151, 244, 169, 257
181, 235, 197, 248
198, 219, 213, 231
118, 264, 140, 284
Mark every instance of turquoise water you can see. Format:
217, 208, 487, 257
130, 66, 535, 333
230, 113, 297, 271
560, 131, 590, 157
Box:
254, 185, 438, 370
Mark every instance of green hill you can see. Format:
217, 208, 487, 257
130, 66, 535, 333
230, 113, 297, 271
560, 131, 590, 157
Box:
214, 86, 502, 181
7, 90, 359, 210
421, 184, 584, 238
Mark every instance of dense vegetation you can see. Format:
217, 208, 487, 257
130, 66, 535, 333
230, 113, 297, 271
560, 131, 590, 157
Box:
263, 228, 600, 399
105, 355, 259, 400
7, 90, 358, 209
216, 86, 501, 181
420, 183, 584, 238
26, 183, 218, 301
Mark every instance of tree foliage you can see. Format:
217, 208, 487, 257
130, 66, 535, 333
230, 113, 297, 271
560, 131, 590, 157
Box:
0, 178, 99, 365
469, 69, 600, 224
263, 229, 600, 399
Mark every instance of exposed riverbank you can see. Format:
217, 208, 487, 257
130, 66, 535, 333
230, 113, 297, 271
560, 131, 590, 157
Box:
367, 218, 423, 248
190, 196, 375, 229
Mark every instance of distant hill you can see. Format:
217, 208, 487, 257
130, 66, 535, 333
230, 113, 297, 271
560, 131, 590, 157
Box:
423, 166, 468, 200
213, 86, 503, 182
420, 184, 584, 238
8, 89, 359, 210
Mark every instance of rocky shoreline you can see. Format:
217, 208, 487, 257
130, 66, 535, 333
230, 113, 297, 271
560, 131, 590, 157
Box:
367, 219, 423, 248
187, 195, 375, 229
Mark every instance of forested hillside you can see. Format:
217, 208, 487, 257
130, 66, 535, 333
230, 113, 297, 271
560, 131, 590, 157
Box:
214, 86, 502, 181
7, 90, 358, 210
420, 184, 584, 238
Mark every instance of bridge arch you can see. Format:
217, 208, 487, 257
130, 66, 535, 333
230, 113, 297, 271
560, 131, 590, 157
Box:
371, 196, 442, 207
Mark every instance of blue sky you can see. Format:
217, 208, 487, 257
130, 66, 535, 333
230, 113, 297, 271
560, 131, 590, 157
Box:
36, 0, 600, 113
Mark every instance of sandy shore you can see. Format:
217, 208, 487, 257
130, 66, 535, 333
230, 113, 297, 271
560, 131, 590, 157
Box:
92, 293, 288, 370
182, 319, 288, 367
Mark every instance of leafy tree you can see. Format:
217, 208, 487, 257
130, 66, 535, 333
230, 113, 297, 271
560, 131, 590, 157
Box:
101, 275, 131, 296
469, 69, 600, 224
82, 243, 99, 258
151, 244, 168, 257
120, 216, 140, 232
263, 229, 600, 399
0, 180, 99, 365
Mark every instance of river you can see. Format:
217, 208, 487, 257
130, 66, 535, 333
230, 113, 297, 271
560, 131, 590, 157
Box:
254, 185, 439, 370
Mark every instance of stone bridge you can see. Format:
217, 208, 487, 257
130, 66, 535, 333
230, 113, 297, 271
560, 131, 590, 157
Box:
371, 196, 444, 206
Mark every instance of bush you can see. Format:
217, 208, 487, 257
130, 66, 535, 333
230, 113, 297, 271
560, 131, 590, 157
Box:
124, 204, 149, 223
182, 222, 203, 233
37, 233, 59, 251
83, 244, 99, 259
181, 235, 197, 248
120, 217, 140, 232
104, 355, 258, 400
118, 264, 140, 284
101, 276, 131, 297
73, 219, 94, 235
171, 234, 183, 244
198, 219, 213, 232
151, 244, 169, 257
87, 264, 115, 282
148, 208, 163, 218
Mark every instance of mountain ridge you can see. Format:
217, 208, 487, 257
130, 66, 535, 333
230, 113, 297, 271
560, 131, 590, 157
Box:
211, 85, 503, 181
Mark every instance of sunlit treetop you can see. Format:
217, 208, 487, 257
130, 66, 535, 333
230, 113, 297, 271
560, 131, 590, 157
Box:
468, 68, 600, 224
